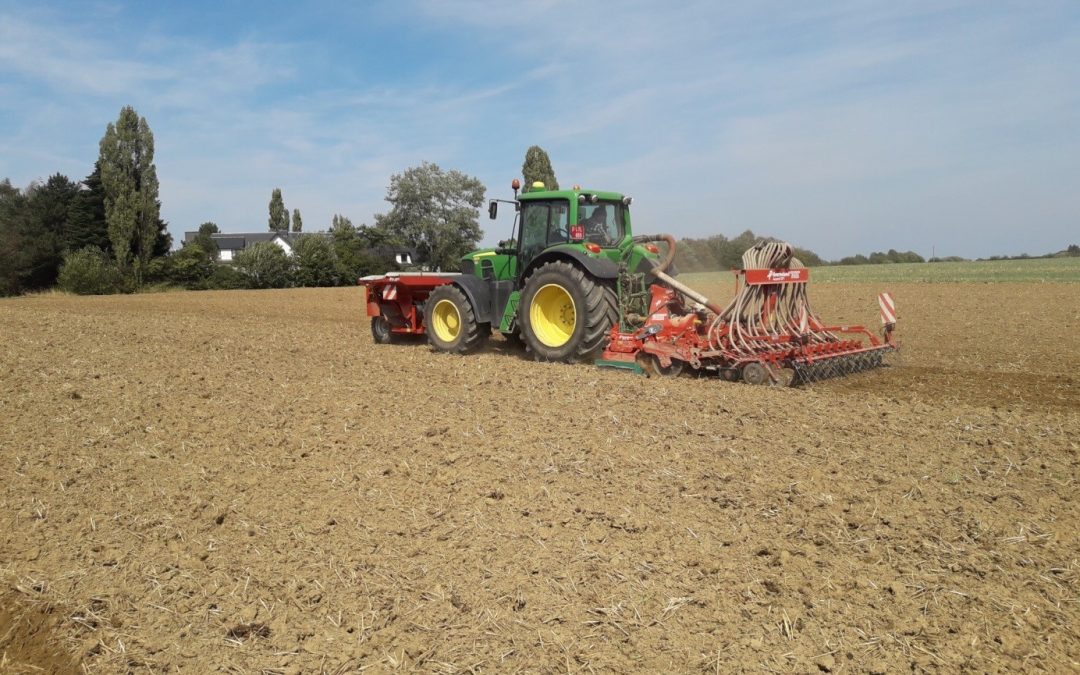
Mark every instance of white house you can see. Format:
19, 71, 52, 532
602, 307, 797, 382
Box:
181, 231, 416, 267
182, 232, 300, 262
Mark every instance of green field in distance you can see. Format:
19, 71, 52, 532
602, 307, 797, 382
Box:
681, 257, 1080, 284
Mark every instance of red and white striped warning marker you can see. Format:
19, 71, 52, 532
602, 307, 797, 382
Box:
878, 292, 896, 325
382, 285, 398, 301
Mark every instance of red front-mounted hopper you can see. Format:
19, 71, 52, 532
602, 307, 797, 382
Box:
358, 272, 457, 343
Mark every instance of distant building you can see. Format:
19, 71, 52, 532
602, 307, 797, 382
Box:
181, 231, 416, 267
379, 247, 417, 267
182, 231, 302, 262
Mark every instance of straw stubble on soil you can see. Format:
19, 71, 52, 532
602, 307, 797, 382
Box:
1, 284, 1077, 673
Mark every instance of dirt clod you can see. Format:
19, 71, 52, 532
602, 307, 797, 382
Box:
226, 622, 270, 640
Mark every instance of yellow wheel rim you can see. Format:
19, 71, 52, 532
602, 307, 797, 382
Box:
431, 298, 461, 343
530, 283, 576, 347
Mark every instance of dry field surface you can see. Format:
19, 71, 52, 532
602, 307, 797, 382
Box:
1, 281, 1077, 673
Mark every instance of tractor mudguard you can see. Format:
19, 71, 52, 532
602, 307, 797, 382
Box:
450, 275, 495, 324
522, 247, 620, 282
636, 256, 679, 278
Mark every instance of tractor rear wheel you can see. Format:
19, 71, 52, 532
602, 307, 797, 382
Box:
519, 260, 618, 362
425, 284, 489, 354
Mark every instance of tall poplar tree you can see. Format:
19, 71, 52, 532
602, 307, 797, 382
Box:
522, 145, 559, 191
291, 208, 303, 233
99, 105, 160, 281
268, 188, 289, 232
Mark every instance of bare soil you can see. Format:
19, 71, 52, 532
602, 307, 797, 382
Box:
1, 283, 1077, 673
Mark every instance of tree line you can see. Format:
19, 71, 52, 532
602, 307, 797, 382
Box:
12, 117, 1062, 297
167, 216, 413, 291
179, 148, 546, 290
0, 105, 490, 296
980, 244, 1079, 261
672, 231, 826, 272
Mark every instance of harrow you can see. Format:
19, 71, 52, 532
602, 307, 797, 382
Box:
598, 239, 897, 385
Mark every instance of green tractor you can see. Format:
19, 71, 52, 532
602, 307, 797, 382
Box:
424, 179, 665, 361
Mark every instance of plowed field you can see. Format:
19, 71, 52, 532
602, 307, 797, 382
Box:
1, 282, 1077, 673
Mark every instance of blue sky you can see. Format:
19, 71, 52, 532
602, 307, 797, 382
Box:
1, 1, 1077, 259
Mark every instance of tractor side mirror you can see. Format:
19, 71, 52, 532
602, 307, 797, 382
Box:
488, 201, 498, 220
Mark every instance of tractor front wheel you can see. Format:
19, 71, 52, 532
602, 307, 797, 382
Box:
519, 261, 618, 362
424, 284, 489, 354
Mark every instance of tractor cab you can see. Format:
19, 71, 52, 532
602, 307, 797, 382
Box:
518, 191, 628, 267
485, 180, 634, 281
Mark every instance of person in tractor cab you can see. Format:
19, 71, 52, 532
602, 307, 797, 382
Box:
584, 205, 614, 245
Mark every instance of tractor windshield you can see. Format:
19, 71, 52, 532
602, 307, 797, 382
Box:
579, 201, 625, 246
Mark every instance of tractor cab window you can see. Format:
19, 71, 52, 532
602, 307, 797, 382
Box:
579, 202, 625, 246
520, 200, 570, 262
547, 203, 569, 246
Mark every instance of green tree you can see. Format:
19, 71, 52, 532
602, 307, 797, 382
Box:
30, 173, 80, 246
330, 215, 401, 282
67, 162, 110, 254
331, 214, 352, 231
293, 235, 339, 287
672, 230, 825, 272
0, 177, 75, 293
330, 215, 365, 282
99, 106, 161, 282
792, 246, 825, 267
156, 220, 221, 289
167, 244, 217, 288
268, 188, 289, 232
234, 241, 293, 288
292, 208, 302, 233
522, 145, 558, 191
151, 216, 172, 257
0, 179, 33, 295
374, 162, 484, 272
57, 246, 124, 295
206, 264, 247, 289
839, 254, 870, 265
192, 221, 220, 257
24, 175, 77, 286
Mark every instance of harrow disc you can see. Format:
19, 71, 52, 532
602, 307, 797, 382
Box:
636, 353, 685, 378
791, 348, 892, 385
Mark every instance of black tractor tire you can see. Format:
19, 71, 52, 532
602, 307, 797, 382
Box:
424, 284, 489, 354
371, 314, 396, 344
519, 260, 618, 362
